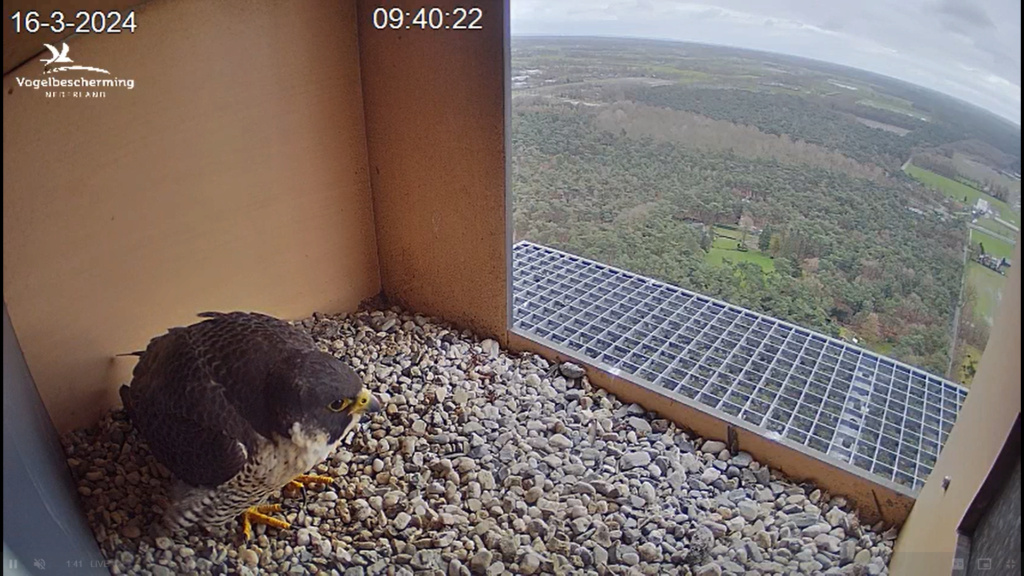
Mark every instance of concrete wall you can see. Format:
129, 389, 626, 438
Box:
3, 0, 381, 433
3, 303, 106, 572
964, 459, 1020, 575
357, 0, 510, 344
889, 244, 1022, 575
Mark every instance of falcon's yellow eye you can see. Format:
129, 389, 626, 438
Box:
328, 399, 350, 412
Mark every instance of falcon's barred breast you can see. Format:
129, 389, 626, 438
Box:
119, 311, 381, 536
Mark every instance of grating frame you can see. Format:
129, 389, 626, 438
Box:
512, 241, 968, 492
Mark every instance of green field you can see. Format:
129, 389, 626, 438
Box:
856, 97, 921, 117
642, 66, 712, 83
951, 152, 1021, 200
905, 164, 1020, 226
966, 261, 1006, 326
707, 229, 775, 271
971, 229, 1016, 260
713, 226, 742, 239
974, 216, 1019, 238
706, 247, 776, 271
872, 341, 894, 355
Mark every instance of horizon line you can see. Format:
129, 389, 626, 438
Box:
509, 33, 1023, 129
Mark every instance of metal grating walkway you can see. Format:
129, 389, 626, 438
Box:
512, 241, 968, 491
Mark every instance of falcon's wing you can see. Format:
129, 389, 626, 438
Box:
184, 311, 319, 438
195, 311, 315, 351
122, 327, 260, 488
139, 401, 250, 488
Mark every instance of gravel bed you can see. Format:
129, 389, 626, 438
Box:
61, 308, 897, 575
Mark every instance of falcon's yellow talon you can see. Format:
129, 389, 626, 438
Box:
285, 474, 334, 494
295, 474, 334, 485
240, 505, 291, 540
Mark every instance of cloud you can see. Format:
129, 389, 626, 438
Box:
933, 0, 995, 29
819, 18, 846, 32
510, 0, 1021, 124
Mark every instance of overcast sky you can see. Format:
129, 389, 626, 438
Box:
510, 0, 1021, 125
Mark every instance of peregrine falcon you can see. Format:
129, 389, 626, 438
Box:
118, 311, 381, 539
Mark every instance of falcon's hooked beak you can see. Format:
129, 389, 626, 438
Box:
329, 389, 382, 415
351, 388, 382, 415
361, 390, 382, 415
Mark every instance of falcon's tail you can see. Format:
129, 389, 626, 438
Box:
116, 351, 144, 357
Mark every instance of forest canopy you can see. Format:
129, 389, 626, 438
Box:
513, 107, 965, 375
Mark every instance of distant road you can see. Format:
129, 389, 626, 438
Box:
512, 76, 674, 97
993, 216, 1020, 233
969, 223, 1017, 245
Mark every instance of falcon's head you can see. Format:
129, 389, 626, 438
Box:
275, 351, 382, 443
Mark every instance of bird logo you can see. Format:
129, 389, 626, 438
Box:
41, 43, 73, 66
40, 42, 110, 74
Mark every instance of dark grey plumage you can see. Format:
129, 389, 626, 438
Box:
119, 311, 380, 532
